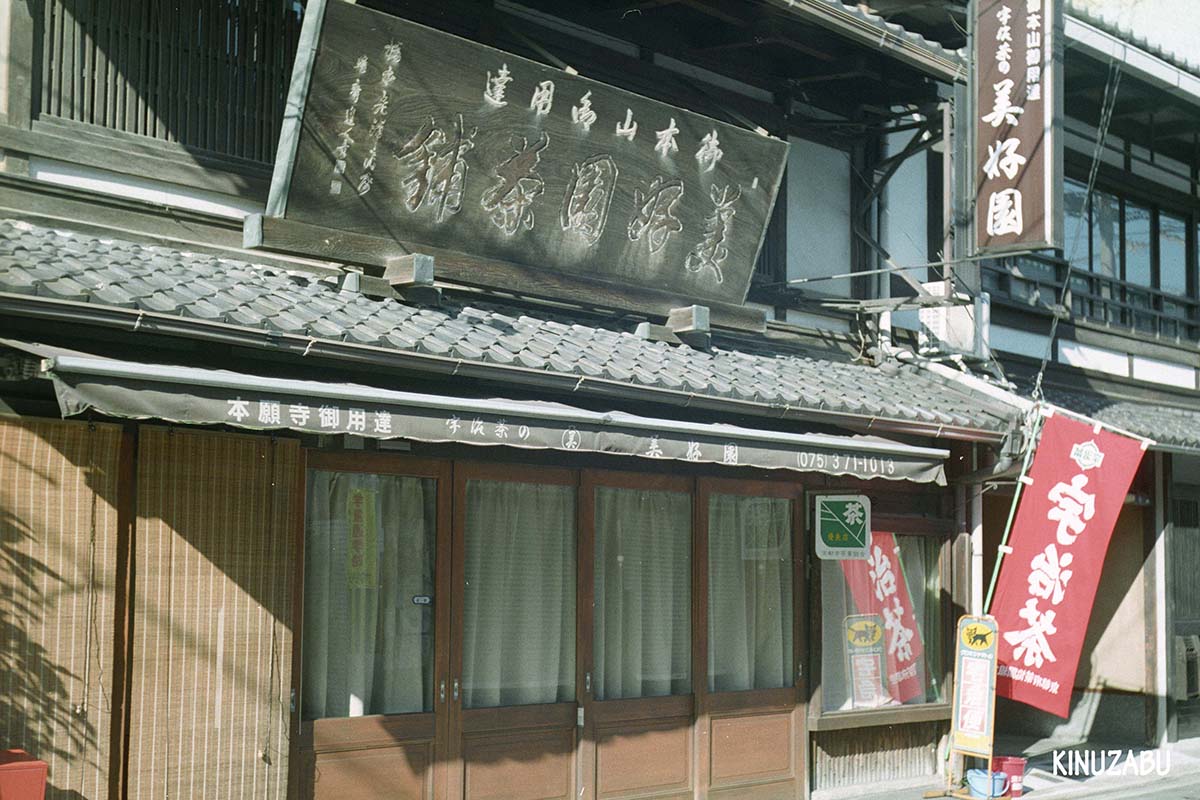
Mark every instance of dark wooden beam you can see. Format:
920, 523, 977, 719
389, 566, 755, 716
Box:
677, 0, 751, 27
1152, 117, 1200, 140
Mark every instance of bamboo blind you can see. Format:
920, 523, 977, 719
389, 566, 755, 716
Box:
0, 417, 123, 800
39, 0, 303, 164
127, 428, 298, 800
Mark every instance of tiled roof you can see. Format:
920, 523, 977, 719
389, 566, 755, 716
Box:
1065, 1, 1200, 79
780, 0, 966, 81
815, 0, 966, 66
1045, 387, 1200, 452
0, 218, 1013, 435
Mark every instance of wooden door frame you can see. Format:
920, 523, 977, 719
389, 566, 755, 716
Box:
449, 461, 580, 799
581, 468, 698, 799
292, 450, 453, 800
695, 477, 807, 799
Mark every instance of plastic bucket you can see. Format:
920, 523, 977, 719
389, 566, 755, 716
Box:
991, 755, 1028, 797
966, 767, 1009, 798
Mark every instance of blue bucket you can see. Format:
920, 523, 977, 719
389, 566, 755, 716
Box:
966, 767, 1010, 798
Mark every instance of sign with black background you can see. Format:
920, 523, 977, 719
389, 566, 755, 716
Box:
283, 1, 788, 306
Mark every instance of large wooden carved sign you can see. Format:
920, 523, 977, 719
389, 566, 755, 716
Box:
275, 1, 788, 306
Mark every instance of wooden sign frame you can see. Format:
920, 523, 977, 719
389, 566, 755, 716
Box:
257, 0, 787, 325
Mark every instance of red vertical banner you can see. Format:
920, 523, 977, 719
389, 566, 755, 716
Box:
841, 532, 926, 703
992, 411, 1146, 717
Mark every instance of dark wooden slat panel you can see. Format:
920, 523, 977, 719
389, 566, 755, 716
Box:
81, 0, 94, 124
38, 0, 299, 164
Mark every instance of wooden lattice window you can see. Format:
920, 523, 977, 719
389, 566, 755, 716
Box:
39, 0, 303, 164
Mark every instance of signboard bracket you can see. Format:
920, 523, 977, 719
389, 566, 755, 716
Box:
266, 0, 328, 219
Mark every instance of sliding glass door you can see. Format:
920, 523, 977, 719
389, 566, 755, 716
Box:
580, 471, 696, 799
448, 464, 580, 800
697, 478, 804, 797
297, 453, 451, 800
294, 456, 807, 800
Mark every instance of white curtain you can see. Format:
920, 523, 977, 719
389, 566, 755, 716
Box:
462, 480, 575, 708
707, 495, 792, 692
594, 487, 691, 700
303, 470, 436, 719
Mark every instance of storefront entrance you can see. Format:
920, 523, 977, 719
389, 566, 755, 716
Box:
293, 452, 806, 799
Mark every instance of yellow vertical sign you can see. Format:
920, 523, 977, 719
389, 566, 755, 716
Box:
951, 615, 999, 758
347, 488, 378, 589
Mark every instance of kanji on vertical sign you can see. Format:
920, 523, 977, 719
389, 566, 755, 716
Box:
991, 411, 1146, 717
975, 0, 1061, 253
840, 532, 926, 703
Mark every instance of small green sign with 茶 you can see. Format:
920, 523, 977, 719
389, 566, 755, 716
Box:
815, 494, 871, 560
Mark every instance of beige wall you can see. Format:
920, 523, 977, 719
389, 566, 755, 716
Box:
1076, 504, 1151, 692
982, 494, 1152, 693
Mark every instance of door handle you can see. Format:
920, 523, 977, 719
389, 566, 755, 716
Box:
453, 678, 460, 702
439, 679, 446, 704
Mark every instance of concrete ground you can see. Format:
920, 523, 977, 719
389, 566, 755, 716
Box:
818, 736, 1200, 800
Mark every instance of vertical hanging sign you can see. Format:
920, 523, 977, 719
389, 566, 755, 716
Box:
347, 487, 379, 588
991, 411, 1147, 717
974, 0, 1062, 253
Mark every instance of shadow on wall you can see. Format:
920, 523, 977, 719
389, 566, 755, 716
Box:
983, 463, 1155, 746
0, 445, 103, 800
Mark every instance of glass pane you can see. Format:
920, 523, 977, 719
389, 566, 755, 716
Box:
595, 486, 691, 700
820, 534, 944, 712
1124, 201, 1152, 288
708, 495, 793, 692
303, 470, 436, 719
1091, 190, 1120, 280
463, 480, 576, 708
1160, 212, 1188, 297
1063, 178, 1090, 273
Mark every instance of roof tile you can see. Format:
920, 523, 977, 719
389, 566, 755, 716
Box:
0, 218, 1012, 435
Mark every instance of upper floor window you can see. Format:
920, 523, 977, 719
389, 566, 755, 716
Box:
1065, 176, 1196, 299
1062, 176, 1198, 336
37, 0, 302, 164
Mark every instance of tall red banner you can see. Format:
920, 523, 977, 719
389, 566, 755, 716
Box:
992, 412, 1146, 717
842, 532, 926, 703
